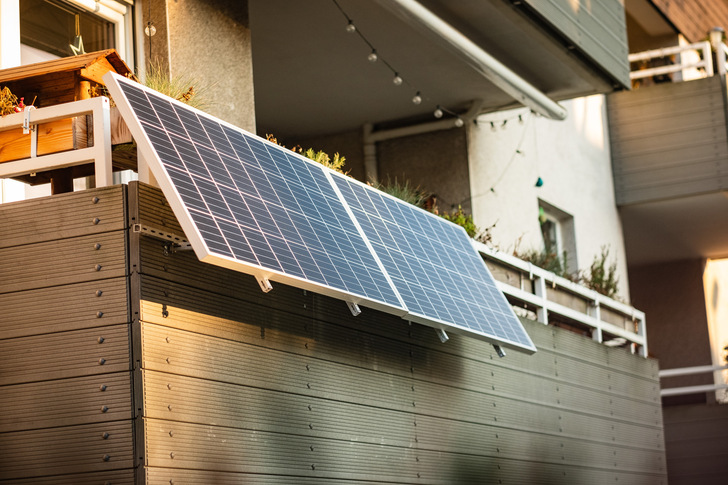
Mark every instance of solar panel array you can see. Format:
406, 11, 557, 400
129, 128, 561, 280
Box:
333, 175, 535, 349
105, 72, 536, 354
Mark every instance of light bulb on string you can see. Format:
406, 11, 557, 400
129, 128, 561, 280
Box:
393, 73, 403, 86
454, 117, 464, 128
367, 50, 378, 62
412, 91, 422, 105
145, 22, 156, 37
345, 20, 356, 33
434, 106, 443, 118
490, 121, 497, 132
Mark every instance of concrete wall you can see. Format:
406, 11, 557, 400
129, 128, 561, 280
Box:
469, 96, 630, 300
143, 0, 256, 132
293, 127, 471, 215
629, 259, 713, 403
378, 128, 471, 213
662, 403, 728, 485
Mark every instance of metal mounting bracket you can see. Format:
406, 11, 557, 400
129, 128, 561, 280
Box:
132, 224, 192, 251
347, 302, 362, 316
493, 344, 506, 358
22, 106, 36, 134
256, 276, 273, 293
435, 328, 449, 343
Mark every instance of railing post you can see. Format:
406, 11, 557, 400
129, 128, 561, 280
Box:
591, 301, 603, 344
718, 42, 727, 77
93, 97, 113, 187
533, 272, 548, 324
702, 41, 714, 77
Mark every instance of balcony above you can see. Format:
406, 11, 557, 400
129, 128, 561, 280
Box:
607, 42, 728, 265
250, 0, 630, 138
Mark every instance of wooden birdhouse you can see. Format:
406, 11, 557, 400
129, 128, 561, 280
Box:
0, 50, 135, 192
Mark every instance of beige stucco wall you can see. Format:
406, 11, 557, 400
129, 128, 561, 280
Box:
469, 96, 630, 300
704, 258, 728, 402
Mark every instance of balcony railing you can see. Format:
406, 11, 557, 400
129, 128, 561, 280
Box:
659, 364, 728, 398
629, 41, 713, 82
474, 241, 647, 357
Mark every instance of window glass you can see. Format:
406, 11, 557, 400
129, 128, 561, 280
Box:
20, 0, 115, 58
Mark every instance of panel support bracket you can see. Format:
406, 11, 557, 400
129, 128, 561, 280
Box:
493, 344, 506, 358
436, 328, 449, 343
132, 223, 192, 251
347, 302, 362, 316
256, 276, 273, 293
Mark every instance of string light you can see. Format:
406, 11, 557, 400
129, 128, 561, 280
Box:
453, 111, 533, 205
331, 0, 465, 125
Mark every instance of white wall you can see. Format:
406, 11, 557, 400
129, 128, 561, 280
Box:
468, 95, 630, 300
703, 258, 728, 403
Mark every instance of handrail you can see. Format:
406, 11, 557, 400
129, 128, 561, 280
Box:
473, 241, 647, 357
0, 97, 112, 186
659, 364, 728, 397
629, 41, 713, 81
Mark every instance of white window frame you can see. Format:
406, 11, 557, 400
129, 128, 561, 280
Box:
67, 0, 134, 66
540, 210, 563, 256
1, 0, 134, 68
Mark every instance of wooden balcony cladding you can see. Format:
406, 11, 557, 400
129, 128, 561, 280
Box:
522, 0, 630, 88
0, 185, 134, 483
607, 76, 728, 206
133, 178, 667, 484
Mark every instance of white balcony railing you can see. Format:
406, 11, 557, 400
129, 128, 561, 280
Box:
629, 41, 713, 82
473, 241, 647, 357
659, 364, 728, 398
0, 97, 113, 186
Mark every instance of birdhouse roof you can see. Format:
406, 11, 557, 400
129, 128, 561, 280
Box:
0, 49, 134, 85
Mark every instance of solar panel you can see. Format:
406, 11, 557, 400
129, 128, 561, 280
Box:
105, 72, 535, 355
104, 73, 406, 315
332, 173, 537, 354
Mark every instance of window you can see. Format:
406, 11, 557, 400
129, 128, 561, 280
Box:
19, 0, 133, 65
538, 200, 577, 274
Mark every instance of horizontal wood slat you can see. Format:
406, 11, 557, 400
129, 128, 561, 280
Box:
0, 469, 135, 485
0, 323, 130, 386
0, 372, 132, 433
0, 231, 127, 294
0, 421, 134, 480
0, 185, 126, 249
0, 277, 129, 339
608, 76, 728, 205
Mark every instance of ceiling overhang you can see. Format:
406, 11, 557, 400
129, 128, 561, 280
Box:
250, 0, 627, 138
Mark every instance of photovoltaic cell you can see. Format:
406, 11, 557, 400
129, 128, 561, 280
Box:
332, 174, 537, 353
105, 72, 536, 354
105, 73, 405, 314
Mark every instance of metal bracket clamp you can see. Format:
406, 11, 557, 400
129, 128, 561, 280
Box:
435, 328, 449, 343
493, 344, 506, 358
22, 106, 36, 134
256, 276, 273, 293
347, 302, 362, 316
132, 224, 192, 251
